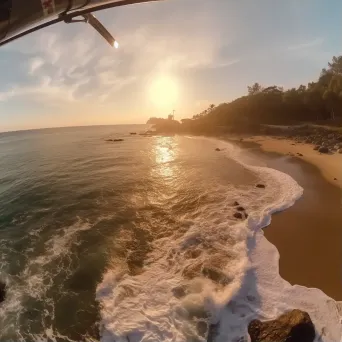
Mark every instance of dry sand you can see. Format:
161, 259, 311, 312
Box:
245, 136, 342, 188
236, 136, 342, 300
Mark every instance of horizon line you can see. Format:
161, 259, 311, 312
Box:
0, 123, 150, 135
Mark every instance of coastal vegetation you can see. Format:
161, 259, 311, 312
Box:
148, 55, 342, 135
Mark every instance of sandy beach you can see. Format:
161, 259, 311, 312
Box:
239, 136, 342, 300
246, 136, 342, 188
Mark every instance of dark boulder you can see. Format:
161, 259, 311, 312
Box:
233, 212, 243, 219
233, 201, 240, 206
313, 145, 320, 151
318, 147, 329, 154
297, 153, 303, 157
105, 138, 124, 142
130, 132, 137, 135
0, 281, 6, 303
338, 149, 342, 154
248, 309, 315, 342
215, 148, 221, 152
256, 184, 266, 189
237, 206, 245, 212
172, 285, 187, 299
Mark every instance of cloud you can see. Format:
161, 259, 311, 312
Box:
0, 73, 92, 105
287, 37, 323, 51
28, 57, 45, 75
206, 59, 240, 70
0, 0, 240, 120
0, 27, 135, 105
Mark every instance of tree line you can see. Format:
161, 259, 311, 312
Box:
148, 55, 342, 134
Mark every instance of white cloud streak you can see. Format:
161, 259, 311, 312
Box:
287, 37, 323, 51
28, 57, 45, 75
1, 1, 240, 114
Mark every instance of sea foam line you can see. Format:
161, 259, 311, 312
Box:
96, 137, 342, 342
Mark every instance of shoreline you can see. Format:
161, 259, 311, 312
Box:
230, 135, 342, 301
241, 135, 342, 189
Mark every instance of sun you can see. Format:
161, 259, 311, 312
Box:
148, 75, 179, 111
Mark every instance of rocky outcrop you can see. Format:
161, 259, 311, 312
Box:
268, 125, 342, 156
318, 146, 329, 153
233, 212, 243, 219
248, 309, 315, 342
0, 281, 6, 303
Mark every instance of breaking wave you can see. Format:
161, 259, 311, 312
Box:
96, 138, 342, 342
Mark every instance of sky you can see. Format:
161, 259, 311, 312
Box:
0, 0, 342, 131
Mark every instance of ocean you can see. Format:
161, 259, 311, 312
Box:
0, 125, 340, 342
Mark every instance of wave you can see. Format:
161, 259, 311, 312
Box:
96, 137, 342, 342
0, 217, 94, 341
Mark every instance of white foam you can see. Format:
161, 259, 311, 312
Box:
0, 217, 94, 341
210, 138, 342, 342
97, 137, 342, 342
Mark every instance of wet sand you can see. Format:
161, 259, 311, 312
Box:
246, 144, 342, 301
245, 135, 342, 188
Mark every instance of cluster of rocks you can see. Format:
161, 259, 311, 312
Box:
105, 138, 124, 142
232, 185, 265, 220
0, 281, 5, 303
232, 201, 248, 220
282, 126, 342, 154
105, 130, 156, 142
301, 132, 342, 154
139, 130, 155, 137
207, 309, 316, 342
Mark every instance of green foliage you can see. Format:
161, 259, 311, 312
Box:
247, 82, 262, 95
189, 54, 342, 127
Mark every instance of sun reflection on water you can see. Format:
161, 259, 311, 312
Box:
152, 136, 177, 179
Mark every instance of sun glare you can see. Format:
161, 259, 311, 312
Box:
148, 75, 179, 111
